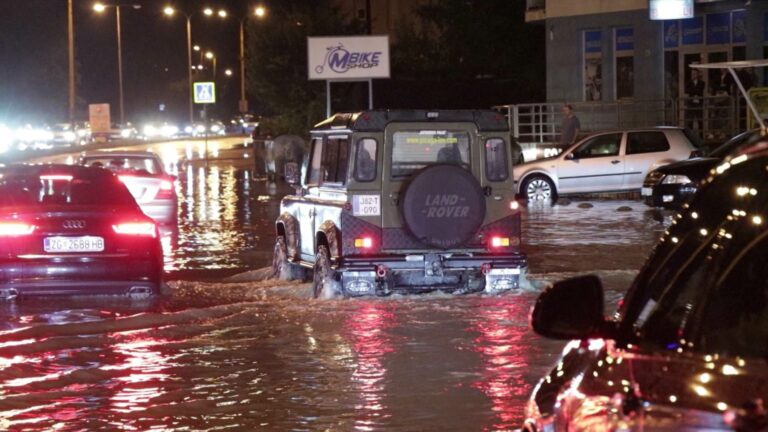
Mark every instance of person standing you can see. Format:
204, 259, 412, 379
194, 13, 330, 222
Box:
559, 104, 581, 147
685, 69, 706, 132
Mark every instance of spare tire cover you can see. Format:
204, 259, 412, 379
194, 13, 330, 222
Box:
400, 164, 486, 249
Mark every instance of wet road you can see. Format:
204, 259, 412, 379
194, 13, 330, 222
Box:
0, 151, 671, 430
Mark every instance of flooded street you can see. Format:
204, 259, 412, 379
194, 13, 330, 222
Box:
0, 159, 672, 430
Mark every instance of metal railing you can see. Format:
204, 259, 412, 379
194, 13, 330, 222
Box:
494, 96, 747, 147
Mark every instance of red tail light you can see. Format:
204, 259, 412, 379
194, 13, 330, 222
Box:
354, 237, 374, 249
0, 222, 36, 236
156, 179, 175, 199
113, 222, 157, 237
490, 236, 510, 248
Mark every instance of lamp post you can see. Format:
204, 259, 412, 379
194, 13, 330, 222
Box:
206, 51, 217, 82
238, 5, 267, 114
163, 6, 226, 123
94, 2, 141, 125
68, 0, 76, 126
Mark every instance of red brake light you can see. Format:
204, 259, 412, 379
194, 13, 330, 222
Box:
490, 236, 510, 248
160, 180, 173, 190
0, 222, 35, 236
354, 237, 374, 249
113, 222, 157, 237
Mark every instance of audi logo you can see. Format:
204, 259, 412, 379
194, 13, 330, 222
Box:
62, 220, 86, 229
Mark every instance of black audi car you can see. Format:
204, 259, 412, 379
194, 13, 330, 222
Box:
642, 129, 764, 209
524, 145, 768, 431
0, 164, 163, 299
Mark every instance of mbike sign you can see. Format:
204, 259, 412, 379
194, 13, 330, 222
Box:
308, 36, 390, 80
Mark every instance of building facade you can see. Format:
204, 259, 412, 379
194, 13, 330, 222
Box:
527, 0, 767, 103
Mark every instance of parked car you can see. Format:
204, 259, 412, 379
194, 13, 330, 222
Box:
514, 127, 701, 201
0, 164, 163, 299
272, 110, 528, 298
643, 129, 764, 209
523, 144, 768, 431
78, 151, 177, 226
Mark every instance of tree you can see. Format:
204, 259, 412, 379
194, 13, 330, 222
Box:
246, 0, 362, 136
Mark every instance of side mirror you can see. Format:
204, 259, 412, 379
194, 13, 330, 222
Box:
284, 162, 300, 186
531, 275, 610, 340
565, 153, 576, 160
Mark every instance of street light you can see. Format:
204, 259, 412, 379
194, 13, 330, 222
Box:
225, 69, 233, 77
163, 5, 227, 124
94, 2, 141, 124
206, 51, 217, 81
238, 5, 267, 113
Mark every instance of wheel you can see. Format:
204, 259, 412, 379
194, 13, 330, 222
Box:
312, 245, 341, 299
522, 175, 556, 202
272, 237, 306, 280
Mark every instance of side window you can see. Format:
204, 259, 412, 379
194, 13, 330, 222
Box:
354, 138, 377, 182
484, 138, 508, 181
306, 138, 323, 186
572, 133, 622, 158
321, 137, 350, 184
627, 132, 670, 155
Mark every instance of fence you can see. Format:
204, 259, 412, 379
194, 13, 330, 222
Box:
494, 96, 748, 159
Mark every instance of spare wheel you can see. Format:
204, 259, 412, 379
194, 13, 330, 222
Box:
400, 164, 486, 249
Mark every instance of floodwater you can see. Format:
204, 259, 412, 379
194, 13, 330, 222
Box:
0, 158, 672, 430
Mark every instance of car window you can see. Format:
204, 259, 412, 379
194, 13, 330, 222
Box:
484, 138, 508, 181
82, 156, 163, 175
626, 132, 670, 155
321, 137, 349, 184
354, 138, 377, 182
620, 155, 768, 356
571, 133, 622, 158
306, 138, 323, 186
391, 130, 470, 178
0, 173, 137, 208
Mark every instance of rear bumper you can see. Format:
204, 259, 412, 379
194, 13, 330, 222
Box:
0, 255, 162, 297
338, 252, 528, 296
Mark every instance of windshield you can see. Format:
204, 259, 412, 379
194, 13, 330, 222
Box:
708, 130, 763, 158
391, 130, 470, 178
620, 154, 768, 357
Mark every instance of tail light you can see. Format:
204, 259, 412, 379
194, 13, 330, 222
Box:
490, 236, 511, 248
0, 222, 35, 236
354, 237, 374, 249
510, 201, 520, 211
689, 150, 703, 158
113, 222, 157, 237
156, 178, 175, 199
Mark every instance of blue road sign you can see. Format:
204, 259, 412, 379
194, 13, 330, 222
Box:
193, 82, 216, 104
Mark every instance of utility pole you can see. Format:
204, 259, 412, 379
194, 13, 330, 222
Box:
68, 0, 76, 125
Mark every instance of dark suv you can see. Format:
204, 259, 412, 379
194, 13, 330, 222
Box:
272, 110, 527, 298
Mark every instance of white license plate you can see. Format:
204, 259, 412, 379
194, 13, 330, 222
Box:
44, 236, 105, 253
641, 187, 653, 196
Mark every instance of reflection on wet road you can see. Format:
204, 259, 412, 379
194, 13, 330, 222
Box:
0, 194, 673, 429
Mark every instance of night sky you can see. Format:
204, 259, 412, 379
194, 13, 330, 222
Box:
0, 0, 245, 125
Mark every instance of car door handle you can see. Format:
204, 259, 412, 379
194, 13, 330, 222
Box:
611, 160, 621, 164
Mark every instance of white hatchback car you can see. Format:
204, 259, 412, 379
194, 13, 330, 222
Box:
514, 127, 701, 201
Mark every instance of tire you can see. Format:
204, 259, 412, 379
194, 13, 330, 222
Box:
521, 175, 556, 202
312, 245, 341, 299
272, 237, 306, 281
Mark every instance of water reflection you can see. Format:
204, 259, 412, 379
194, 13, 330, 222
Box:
345, 302, 396, 430
471, 299, 535, 431
160, 160, 289, 275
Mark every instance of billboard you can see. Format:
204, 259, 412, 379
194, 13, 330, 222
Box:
88, 104, 111, 134
308, 36, 390, 80
649, 0, 693, 20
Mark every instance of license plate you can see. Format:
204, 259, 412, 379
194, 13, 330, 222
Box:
641, 187, 652, 196
44, 236, 105, 253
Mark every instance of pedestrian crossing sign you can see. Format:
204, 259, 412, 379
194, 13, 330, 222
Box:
193, 82, 216, 104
